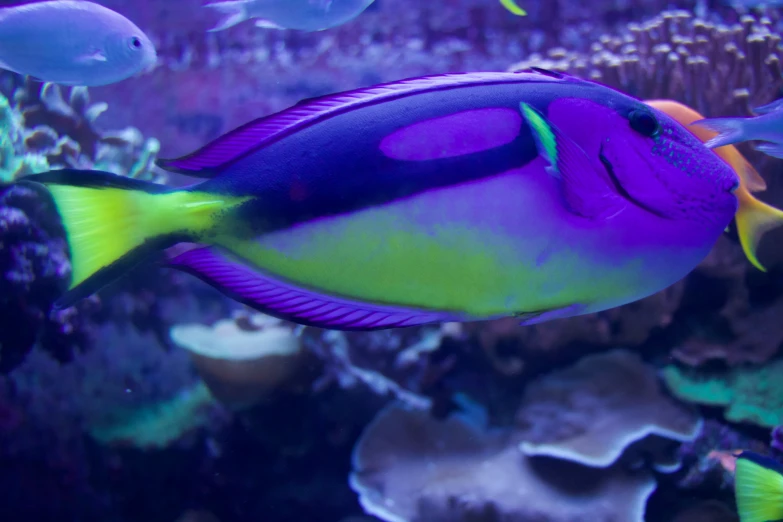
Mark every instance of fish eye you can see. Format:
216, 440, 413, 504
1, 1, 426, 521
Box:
629, 109, 660, 137
128, 36, 142, 50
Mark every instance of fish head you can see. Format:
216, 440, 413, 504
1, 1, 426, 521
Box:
549, 93, 739, 227
645, 98, 767, 193
104, 23, 158, 76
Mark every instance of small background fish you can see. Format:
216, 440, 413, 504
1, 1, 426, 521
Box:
694, 98, 783, 159
204, 0, 376, 32
0, 0, 157, 86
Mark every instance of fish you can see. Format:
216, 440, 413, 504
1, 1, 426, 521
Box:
500, 0, 527, 16
0, 0, 157, 87
204, 0, 375, 32
646, 99, 783, 272
17, 69, 740, 331
733, 451, 783, 522
693, 98, 783, 159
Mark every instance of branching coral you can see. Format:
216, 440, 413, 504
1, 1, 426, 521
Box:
305, 325, 457, 411
9, 79, 164, 181
514, 349, 703, 468
0, 93, 49, 182
509, 9, 783, 117
0, 77, 177, 373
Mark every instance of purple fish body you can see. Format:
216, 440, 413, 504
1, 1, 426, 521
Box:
23, 69, 740, 330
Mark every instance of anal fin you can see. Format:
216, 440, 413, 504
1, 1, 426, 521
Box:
166, 247, 464, 330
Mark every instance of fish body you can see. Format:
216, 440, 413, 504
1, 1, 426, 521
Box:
734, 451, 783, 522
646, 99, 783, 271
204, 0, 375, 32
0, 0, 156, 87
694, 98, 783, 159
21, 70, 739, 330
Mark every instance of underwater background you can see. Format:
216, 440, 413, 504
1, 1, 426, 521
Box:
1, 0, 783, 521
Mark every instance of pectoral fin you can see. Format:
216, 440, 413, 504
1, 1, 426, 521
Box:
76, 50, 108, 63
519, 102, 624, 219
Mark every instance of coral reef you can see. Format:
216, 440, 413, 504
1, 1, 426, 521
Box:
0, 184, 79, 372
12, 78, 163, 181
92, 0, 699, 155
671, 500, 739, 522
675, 419, 768, 493
515, 350, 702, 468
306, 325, 457, 410
170, 312, 314, 409
666, 236, 783, 367
0, 323, 206, 460
2, 1, 783, 521
90, 380, 222, 449
663, 358, 783, 427
350, 403, 657, 522
509, 9, 783, 118
0, 75, 174, 373
462, 284, 683, 377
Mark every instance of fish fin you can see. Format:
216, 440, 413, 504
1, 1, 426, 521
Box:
739, 156, 767, 192
254, 19, 286, 29
204, 0, 253, 32
76, 50, 108, 63
752, 98, 783, 115
734, 193, 783, 272
17, 169, 249, 308
692, 117, 751, 148
517, 303, 586, 326
734, 451, 783, 522
754, 142, 783, 160
518, 102, 622, 219
500, 0, 527, 15
156, 71, 567, 175
166, 246, 461, 330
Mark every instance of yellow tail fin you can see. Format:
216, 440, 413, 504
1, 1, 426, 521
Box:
735, 452, 783, 522
20, 169, 249, 307
735, 191, 783, 272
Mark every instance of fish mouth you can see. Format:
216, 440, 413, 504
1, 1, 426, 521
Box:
598, 143, 668, 218
139, 56, 159, 75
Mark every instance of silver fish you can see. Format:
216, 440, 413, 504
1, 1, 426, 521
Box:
204, 0, 375, 32
0, 0, 157, 87
693, 98, 783, 159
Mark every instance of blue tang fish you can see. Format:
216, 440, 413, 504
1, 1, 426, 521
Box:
18, 69, 740, 330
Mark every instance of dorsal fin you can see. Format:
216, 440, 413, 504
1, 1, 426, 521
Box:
156, 70, 569, 177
